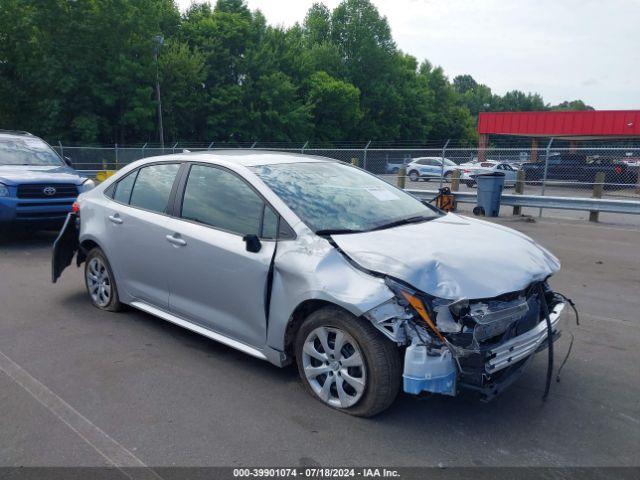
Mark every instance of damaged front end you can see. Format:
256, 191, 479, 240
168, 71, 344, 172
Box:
364, 278, 566, 401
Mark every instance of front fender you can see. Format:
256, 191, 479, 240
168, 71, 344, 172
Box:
266, 233, 393, 351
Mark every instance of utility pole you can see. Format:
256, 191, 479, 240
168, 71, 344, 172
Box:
153, 35, 164, 149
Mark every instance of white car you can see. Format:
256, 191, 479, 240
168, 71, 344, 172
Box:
406, 157, 461, 182
460, 161, 519, 187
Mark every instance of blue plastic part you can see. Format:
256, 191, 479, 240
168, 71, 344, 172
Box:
403, 371, 457, 396
476, 172, 505, 217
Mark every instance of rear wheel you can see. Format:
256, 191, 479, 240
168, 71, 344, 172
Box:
295, 306, 401, 417
84, 248, 122, 312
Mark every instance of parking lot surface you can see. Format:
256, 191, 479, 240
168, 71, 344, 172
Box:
1, 216, 639, 467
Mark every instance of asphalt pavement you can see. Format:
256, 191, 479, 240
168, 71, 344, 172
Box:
0, 216, 639, 468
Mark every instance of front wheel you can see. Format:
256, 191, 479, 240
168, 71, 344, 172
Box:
295, 307, 401, 417
408, 170, 420, 182
84, 248, 122, 312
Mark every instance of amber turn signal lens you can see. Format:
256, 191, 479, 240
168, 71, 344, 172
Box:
400, 291, 446, 343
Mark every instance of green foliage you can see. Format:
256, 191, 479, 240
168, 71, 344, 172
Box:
550, 100, 594, 111
0, 0, 592, 144
306, 71, 362, 141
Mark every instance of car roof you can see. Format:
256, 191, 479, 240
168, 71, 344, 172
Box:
0, 130, 37, 141
172, 150, 337, 167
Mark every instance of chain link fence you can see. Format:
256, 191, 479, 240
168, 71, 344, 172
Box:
56, 141, 640, 203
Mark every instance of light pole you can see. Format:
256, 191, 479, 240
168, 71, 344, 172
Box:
153, 35, 164, 149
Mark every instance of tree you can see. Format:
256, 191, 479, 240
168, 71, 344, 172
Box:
494, 90, 546, 111
306, 71, 362, 141
551, 100, 594, 111
303, 3, 332, 46
0, 0, 594, 145
420, 63, 476, 141
244, 72, 313, 142
453, 74, 478, 95
158, 41, 206, 141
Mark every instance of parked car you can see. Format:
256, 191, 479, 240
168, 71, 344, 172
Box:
459, 159, 499, 169
521, 154, 631, 187
406, 157, 461, 182
385, 157, 412, 174
53, 152, 565, 417
0, 130, 94, 230
460, 161, 519, 187
0, 130, 95, 228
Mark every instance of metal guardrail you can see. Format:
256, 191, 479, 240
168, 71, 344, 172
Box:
406, 189, 640, 215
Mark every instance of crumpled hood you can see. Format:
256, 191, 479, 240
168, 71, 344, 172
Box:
0, 165, 86, 186
331, 214, 560, 300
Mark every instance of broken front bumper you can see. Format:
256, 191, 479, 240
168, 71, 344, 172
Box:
401, 300, 566, 399
486, 301, 565, 374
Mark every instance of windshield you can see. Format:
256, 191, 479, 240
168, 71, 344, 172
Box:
443, 158, 456, 166
252, 162, 439, 233
0, 137, 63, 166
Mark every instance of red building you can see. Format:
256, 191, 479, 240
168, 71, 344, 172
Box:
477, 110, 640, 161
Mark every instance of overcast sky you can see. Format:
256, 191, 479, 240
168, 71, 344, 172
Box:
176, 0, 639, 109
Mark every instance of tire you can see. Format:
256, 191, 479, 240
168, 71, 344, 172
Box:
295, 306, 402, 417
84, 247, 123, 312
465, 180, 475, 188
444, 172, 452, 183
408, 170, 420, 182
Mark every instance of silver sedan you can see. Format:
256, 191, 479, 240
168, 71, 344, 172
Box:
53, 151, 564, 416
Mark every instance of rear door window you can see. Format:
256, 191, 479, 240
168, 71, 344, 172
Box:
112, 171, 138, 204
129, 163, 180, 214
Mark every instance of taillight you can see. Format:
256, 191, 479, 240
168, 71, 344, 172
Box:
72, 202, 80, 213
615, 166, 622, 174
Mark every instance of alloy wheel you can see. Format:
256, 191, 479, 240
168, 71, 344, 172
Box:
301, 326, 366, 408
86, 257, 111, 307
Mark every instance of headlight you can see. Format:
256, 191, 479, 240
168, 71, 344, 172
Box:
79, 179, 96, 193
0, 183, 9, 197
385, 278, 446, 342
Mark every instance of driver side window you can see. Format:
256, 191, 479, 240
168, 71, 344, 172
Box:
180, 164, 289, 239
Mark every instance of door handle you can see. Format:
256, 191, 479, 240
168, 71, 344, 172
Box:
108, 214, 123, 224
166, 234, 187, 247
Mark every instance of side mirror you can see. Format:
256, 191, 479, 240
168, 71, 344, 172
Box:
243, 234, 262, 253
63, 156, 73, 167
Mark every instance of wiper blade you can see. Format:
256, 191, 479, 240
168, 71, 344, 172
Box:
315, 228, 365, 236
369, 215, 433, 231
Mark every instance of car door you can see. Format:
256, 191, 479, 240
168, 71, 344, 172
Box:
428, 159, 442, 178
164, 163, 279, 348
103, 162, 181, 309
497, 164, 517, 184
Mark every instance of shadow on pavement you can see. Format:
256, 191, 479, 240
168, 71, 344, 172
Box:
0, 228, 58, 250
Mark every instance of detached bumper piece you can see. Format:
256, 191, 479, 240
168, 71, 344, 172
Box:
487, 302, 564, 373
458, 301, 565, 400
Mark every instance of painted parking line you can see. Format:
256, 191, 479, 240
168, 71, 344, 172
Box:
0, 350, 163, 479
